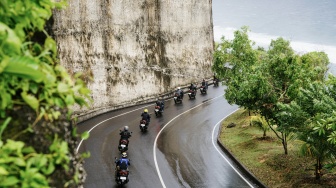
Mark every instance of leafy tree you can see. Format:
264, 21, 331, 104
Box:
212, 26, 270, 113
262, 39, 329, 154
277, 78, 336, 179
213, 27, 330, 155
0, 0, 91, 187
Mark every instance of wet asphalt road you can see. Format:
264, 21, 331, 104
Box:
77, 85, 257, 188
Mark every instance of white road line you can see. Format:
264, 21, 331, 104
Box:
76, 104, 153, 152
153, 95, 222, 188
211, 110, 255, 188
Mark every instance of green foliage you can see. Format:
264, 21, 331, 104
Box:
250, 115, 269, 137
213, 26, 268, 112
301, 52, 329, 81
0, 137, 70, 188
274, 78, 336, 177
0, 0, 92, 187
212, 26, 331, 156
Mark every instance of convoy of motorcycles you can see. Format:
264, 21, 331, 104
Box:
116, 128, 131, 185
113, 79, 219, 186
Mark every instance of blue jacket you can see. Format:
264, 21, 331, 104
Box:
116, 158, 130, 170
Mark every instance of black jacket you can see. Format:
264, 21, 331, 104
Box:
120, 130, 131, 139
141, 112, 151, 122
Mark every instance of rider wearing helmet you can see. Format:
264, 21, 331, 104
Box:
156, 98, 165, 112
175, 86, 184, 99
141, 109, 151, 124
115, 152, 130, 170
201, 79, 208, 89
115, 152, 131, 179
119, 126, 131, 144
189, 83, 196, 91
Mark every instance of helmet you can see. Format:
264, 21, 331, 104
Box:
122, 152, 127, 158
178, 87, 181, 90
144, 109, 148, 113
124, 126, 129, 131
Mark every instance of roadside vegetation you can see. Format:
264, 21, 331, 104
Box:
0, 1, 91, 187
213, 26, 336, 187
220, 108, 336, 187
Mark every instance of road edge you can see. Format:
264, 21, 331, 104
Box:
216, 125, 268, 188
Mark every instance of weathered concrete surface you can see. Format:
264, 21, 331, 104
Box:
52, 0, 214, 122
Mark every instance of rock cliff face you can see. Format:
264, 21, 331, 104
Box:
52, 0, 214, 121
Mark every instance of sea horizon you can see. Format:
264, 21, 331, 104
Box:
214, 26, 336, 64
212, 0, 336, 65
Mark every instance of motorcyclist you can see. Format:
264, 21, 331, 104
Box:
189, 83, 197, 91
119, 126, 131, 146
175, 87, 184, 99
115, 152, 130, 179
141, 109, 151, 124
156, 99, 164, 112
213, 75, 219, 86
201, 79, 208, 89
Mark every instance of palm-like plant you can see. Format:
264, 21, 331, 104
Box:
250, 115, 269, 138
285, 81, 336, 180
298, 115, 336, 180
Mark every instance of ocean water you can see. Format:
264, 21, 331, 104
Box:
212, 0, 336, 68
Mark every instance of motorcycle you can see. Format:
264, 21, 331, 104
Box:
114, 157, 130, 185
200, 86, 207, 94
154, 105, 163, 117
187, 89, 196, 99
213, 78, 219, 87
115, 169, 129, 185
139, 119, 148, 132
118, 138, 129, 152
173, 93, 183, 104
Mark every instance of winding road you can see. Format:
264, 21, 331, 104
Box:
77, 85, 258, 188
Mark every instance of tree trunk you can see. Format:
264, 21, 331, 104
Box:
281, 132, 288, 155
315, 158, 322, 180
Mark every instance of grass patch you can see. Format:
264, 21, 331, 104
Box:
219, 108, 336, 188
